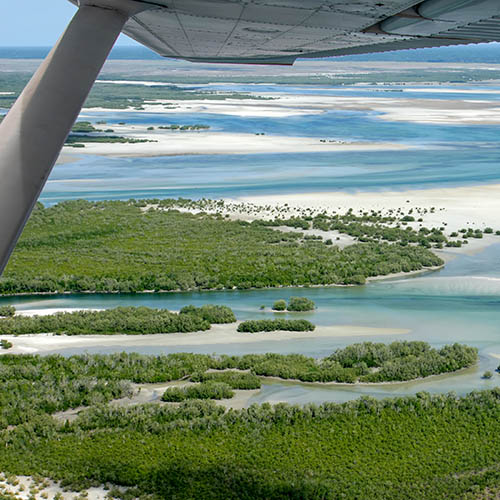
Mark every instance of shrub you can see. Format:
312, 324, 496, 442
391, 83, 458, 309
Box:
237, 319, 315, 333
162, 381, 234, 402
179, 305, 236, 324
0, 339, 12, 350
483, 371, 493, 379
0, 306, 15, 317
190, 371, 261, 390
0, 306, 214, 335
287, 297, 315, 312
272, 300, 286, 311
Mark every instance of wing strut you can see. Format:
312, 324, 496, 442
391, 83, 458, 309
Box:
0, 3, 146, 273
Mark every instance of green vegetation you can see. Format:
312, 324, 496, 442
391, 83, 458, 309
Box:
483, 371, 493, 379
161, 381, 234, 402
237, 319, 315, 333
286, 296, 315, 311
325, 341, 477, 383
0, 342, 476, 427
0, 353, 219, 427
272, 299, 286, 311
179, 304, 236, 324
252, 209, 470, 250
220, 342, 477, 383
158, 124, 210, 130
65, 120, 155, 148
71, 121, 98, 133
97, 64, 500, 85
4, 386, 500, 498
0, 305, 15, 317
0, 72, 271, 110
82, 82, 271, 109
272, 297, 315, 311
190, 370, 262, 390
65, 135, 153, 147
0, 339, 12, 350
0, 306, 236, 335
0, 200, 443, 294
0, 344, 485, 498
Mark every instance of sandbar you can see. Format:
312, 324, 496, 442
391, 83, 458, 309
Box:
238, 183, 500, 237
0, 322, 409, 356
63, 124, 407, 157
82, 91, 500, 124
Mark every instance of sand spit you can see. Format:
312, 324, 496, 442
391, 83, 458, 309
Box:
238, 183, 500, 236
63, 125, 407, 157
82, 91, 500, 125
0, 323, 409, 356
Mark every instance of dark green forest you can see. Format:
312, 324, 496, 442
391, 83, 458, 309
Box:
3, 387, 500, 499
161, 381, 235, 402
0, 200, 443, 294
0, 342, 488, 499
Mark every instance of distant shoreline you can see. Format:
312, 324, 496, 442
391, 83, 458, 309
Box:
0, 265, 444, 298
259, 363, 477, 388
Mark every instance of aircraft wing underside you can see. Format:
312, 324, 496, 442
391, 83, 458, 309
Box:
69, 0, 500, 64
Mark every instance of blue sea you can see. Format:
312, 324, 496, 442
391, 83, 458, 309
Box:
2, 42, 500, 62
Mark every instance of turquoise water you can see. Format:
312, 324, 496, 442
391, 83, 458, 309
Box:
37, 82, 500, 204
5, 82, 500, 404
4, 244, 500, 403
44, 147, 500, 203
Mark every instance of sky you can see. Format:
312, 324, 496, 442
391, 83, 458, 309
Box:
0, 0, 139, 46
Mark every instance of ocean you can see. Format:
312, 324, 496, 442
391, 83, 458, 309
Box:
2, 42, 500, 62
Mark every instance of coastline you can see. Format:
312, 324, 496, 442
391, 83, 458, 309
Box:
237, 183, 500, 235
365, 264, 444, 283
63, 125, 408, 157
80, 90, 500, 125
258, 362, 478, 388
0, 323, 410, 356
0, 265, 444, 298
4, 178, 500, 299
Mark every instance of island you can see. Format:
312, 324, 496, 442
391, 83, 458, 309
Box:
0, 199, 446, 295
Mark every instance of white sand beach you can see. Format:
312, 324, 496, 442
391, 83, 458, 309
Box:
268, 93, 500, 125
0, 476, 110, 500
238, 183, 500, 236
17, 308, 103, 317
0, 322, 409, 356
64, 125, 408, 157
82, 91, 500, 125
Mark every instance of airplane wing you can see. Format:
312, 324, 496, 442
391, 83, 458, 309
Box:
76, 0, 500, 65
